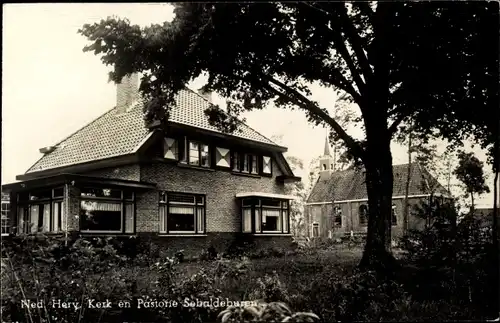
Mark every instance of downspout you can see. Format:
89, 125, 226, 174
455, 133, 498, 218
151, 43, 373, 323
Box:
64, 183, 69, 247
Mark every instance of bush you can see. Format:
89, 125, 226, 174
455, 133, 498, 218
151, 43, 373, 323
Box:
400, 201, 499, 319
248, 271, 290, 303
1, 235, 256, 323
224, 234, 256, 259
2, 235, 134, 323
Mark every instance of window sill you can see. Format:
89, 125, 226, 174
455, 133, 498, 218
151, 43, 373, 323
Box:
231, 171, 261, 178
177, 163, 214, 172
158, 234, 207, 237
253, 233, 292, 237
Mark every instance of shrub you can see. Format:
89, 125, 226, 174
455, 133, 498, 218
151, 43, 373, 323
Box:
217, 301, 320, 323
2, 235, 134, 323
400, 201, 499, 319
224, 234, 256, 258
248, 272, 289, 303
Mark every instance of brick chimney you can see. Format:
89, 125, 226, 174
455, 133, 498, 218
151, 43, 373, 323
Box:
116, 73, 139, 113
197, 87, 212, 103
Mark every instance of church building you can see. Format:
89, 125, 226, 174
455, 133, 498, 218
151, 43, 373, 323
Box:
304, 135, 451, 240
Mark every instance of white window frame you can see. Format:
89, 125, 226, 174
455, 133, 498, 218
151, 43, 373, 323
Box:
159, 192, 205, 235
1, 200, 10, 236
312, 222, 320, 238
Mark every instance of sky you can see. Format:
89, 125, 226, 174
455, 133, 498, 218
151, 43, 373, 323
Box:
2, 3, 495, 208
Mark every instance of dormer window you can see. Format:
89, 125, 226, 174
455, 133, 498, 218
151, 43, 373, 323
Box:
188, 141, 210, 168
232, 152, 259, 174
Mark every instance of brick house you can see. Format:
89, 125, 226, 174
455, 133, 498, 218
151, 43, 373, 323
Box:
2, 74, 300, 255
305, 136, 451, 240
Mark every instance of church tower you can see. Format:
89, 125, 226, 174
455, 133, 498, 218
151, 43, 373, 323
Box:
319, 132, 335, 180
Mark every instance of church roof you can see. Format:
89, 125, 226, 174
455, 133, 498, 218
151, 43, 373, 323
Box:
307, 163, 451, 203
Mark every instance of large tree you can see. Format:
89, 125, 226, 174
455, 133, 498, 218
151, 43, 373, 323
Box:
454, 151, 491, 214
79, 2, 498, 270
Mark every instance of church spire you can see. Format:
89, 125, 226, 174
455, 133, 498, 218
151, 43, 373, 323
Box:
323, 131, 332, 156
319, 130, 334, 180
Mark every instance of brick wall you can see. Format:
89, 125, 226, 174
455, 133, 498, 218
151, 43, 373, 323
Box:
305, 196, 429, 240
139, 161, 285, 233
83, 164, 140, 181
139, 232, 295, 258
66, 184, 81, 231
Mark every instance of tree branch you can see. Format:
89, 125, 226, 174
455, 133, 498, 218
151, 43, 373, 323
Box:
260, 74, 365, 160
388, 109, 411, 134
302, 2, 370, 96
336, 4, 374, 83
327, 68, 363, 105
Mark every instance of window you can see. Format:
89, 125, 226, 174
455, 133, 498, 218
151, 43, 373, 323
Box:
232, 151, 240, 171
80, 187, 135, 233
242, 154, 250, 173
17, 187, 65, 234
312, 223, 319, 237
232, 152, 259, 174
1, 200, 10, 235
391, 204, 397, 226
359, 204, 368, 226
334, 206, 342, 227
159, 192, 205, 234
163, 137, 178, 160
262, 156, 272, 174
188, 141, 210, 167
239, 198, 289, 234
251, 155, 258, 174
215, 147, 231, 168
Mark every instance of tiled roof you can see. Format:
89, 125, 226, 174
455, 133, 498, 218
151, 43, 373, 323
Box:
307, 163, 451, 203
26, 88, 279, 174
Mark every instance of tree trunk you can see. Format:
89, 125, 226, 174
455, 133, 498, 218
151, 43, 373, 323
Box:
470, 193, 475, 216
359, 136, 397, 271
403, 131, 412, 235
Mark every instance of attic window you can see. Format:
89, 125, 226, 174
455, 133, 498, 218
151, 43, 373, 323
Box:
232, 152, 259, 174
188, 141, 210, 168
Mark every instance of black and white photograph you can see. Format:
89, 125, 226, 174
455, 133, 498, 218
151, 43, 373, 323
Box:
1, 2, 499, 322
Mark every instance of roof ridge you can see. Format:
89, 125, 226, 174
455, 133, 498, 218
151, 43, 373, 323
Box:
184, 87, 282, 148
25, 106, 119, 173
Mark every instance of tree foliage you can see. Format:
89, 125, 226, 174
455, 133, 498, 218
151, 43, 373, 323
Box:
454, 151, 490, 211
79, 2, 498, 269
